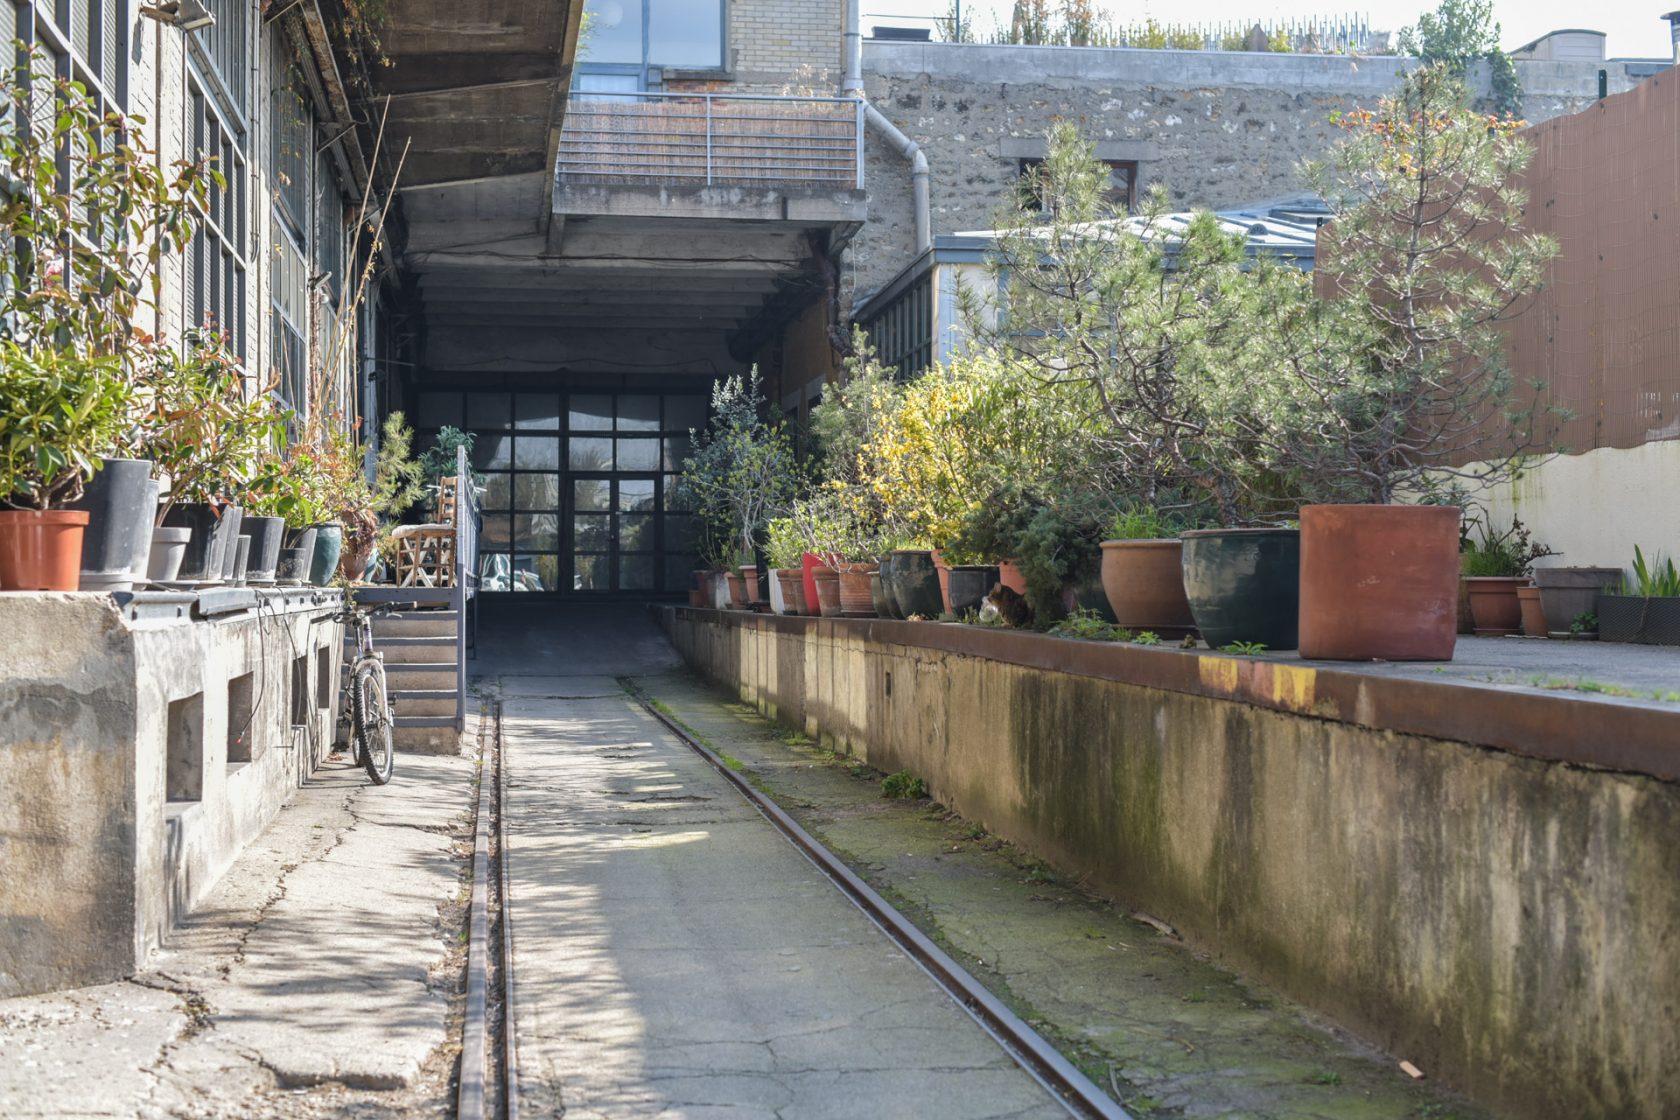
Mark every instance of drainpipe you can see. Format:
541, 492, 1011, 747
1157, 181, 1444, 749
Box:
1666, 11, 1680, 65
847, 0, 931, 252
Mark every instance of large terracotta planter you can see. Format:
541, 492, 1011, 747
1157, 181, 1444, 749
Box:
741, 564, 760, 604
948, 565, 1000, 616
883, 550, 943, 619
1298, 504, 1460, 661
1533, 567, 1622, 637
726, 571, 747, 608
1180, 528, 1300, 650
811, 565, 841, 616
836, 562, 878, 616
1466, 576, 1525, 636
997, 559, 1028, 595
0, 509, 89, 591
1099, 540, 1196, 639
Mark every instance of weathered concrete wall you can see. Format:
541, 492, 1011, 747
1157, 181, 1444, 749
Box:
850, 41, 1648, 296
0, 592, 343, 998
662, 608, 1680, 1120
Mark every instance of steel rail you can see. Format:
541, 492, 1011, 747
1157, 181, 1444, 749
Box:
498, 700, 521, 1120
621, 682, 1133, 1120
456, 714, 494, 1120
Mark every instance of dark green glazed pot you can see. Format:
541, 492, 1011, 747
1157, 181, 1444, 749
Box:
877, 552, 904, 618
885, 550, 943, 619
1180, 528, 1300, 650
309, 523, 343, 587
948, 565, 999, 615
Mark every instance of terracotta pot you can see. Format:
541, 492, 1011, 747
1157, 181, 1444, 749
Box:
687, 589, 704, 607
1298, 504, 1460, 661
0, 509, 89, 591
1517, 585, 1547, 638
1465, 576, 1525, 636
997, 559, 1028, 595
948, 565, 1000, 615
800, 552, 825, 615
811, 565, 841, 616
339, 532, 378, 583
1099, 540, 1196, 639
883, 550, 943, 619
741, 564, 760, 603
726, 571, 746, 608
836, 562, 878, 616
931, 548, 954, 615
1180, 528, 1300, 650
774, 568, 807, 615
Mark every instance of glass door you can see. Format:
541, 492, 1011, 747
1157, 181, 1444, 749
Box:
570, 475, 660, 593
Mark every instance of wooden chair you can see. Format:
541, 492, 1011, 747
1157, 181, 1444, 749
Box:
390, 524, 454, 587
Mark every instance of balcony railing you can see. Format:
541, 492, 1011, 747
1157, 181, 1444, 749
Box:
558, 92, 865, 190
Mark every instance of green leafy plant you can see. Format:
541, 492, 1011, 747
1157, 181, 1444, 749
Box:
1132, 631, 1161, 646
1460, 517, 1554, 578
419, 425, 475, 487
1569, 612, 1597, 635
882, 770, 929, 800
1625, 546, 1680, 598
372, 412, 425, 522
1397, 0, 1523, 118
1220, 641, 1268, 655
1048, 608, 1132, 642
1106, 506, 1179, 541
0, 344, 130, 509
681, 369, 800, 564
764, 515, 806, 571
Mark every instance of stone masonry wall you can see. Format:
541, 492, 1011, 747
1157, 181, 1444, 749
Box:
848, 41, 1647, 298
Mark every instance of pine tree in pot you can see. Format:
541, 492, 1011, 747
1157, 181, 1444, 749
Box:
1249, 64, 1562, 661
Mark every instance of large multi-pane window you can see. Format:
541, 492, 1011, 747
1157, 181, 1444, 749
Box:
415, 390, 707, 594
267, 27, 314, 420
184, 3, 251, 356
3, 1, 125, 107
577, 0, 725, 92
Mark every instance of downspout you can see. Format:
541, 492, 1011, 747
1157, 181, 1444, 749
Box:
847, 0, 931, 253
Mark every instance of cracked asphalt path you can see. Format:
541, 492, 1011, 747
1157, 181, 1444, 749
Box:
0, 751, 475, 1118
496, 673, 1068, 1120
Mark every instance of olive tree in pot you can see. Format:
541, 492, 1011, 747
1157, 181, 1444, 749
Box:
679, 370, 799, 611
1247, 64, 1561, 660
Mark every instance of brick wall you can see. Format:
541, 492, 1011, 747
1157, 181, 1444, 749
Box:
725, 0, 843, 92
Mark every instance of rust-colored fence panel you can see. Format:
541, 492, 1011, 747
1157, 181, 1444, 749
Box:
1514, 72, 1680, 452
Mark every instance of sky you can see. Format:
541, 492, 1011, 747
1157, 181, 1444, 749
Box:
859, 1, 1673, 60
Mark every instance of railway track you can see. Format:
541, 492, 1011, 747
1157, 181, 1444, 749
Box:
457, 687, 1131, 1120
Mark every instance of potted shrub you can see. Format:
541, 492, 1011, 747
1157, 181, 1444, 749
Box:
765, 516, 808, 615
1598, 548, 1680, 645
1460, 518, 1554, 636
1096, 508, 1197, 640
1253, 65, 1561, 660
0, 346, 131, 590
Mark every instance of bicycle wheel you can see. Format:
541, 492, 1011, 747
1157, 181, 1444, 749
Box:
350, 658, 395, 785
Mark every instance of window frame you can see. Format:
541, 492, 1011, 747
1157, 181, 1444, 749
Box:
575, 0, 730, 89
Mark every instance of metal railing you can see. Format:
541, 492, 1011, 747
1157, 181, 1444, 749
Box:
558, 92, 865, 190
453, 445, 480, 724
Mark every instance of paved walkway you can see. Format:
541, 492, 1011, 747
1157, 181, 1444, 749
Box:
0, 751, 475, 1119
489, 638, 1066, 1117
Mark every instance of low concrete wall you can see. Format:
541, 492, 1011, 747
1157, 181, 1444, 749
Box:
661, 607, 1680, 1120
0, 591, 343, 997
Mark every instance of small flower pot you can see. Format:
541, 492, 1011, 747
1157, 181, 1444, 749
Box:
883, 550, 943, 619
1180, 528, 1301, 650
1297, 504, 1460, 661
0, 510, 89, 591
1465, 576, 1525, 636
217, 507, 245, 579
811, 565, 841, 616
997, 559, 1028, 595
931, 549, 954, 615
726, 571, 747, 608
1100, 540, 1196, 640
1516, 585, 1547, 637
741, 564, 760, 603
278, 527, 317, 585
147, 526, 191, 583
164, 503, 232, 582
232, 536, 252, 586
836, 562, 878, 616
948, 565, 1000, 616
240, 516, 286, 584
1061, 568, 1117, 622
777, 569, 809, 615
687, 589, 704, 607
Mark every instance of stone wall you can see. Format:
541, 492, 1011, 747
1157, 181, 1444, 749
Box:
660, 607, 1680, 1120
848, 41, 1649, 297
0, 592, 344, 998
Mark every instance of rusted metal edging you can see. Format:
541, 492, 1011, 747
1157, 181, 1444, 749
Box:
623, 682, 1132, 1120
457, 723, 494, 1120
497, 700, 520, 1120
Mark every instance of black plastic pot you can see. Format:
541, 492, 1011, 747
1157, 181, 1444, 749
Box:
241, 516, 286, 583
68, 458, 155, 591
869, 572, 892, 617
278, 527, 318, 584
1597, 595, 1680, 645
1180, 528, 1301, 650
884, 550, 943, 619
948, 565, 1000, 616
163, 503, 233, 582
1065, 569, 1117, 622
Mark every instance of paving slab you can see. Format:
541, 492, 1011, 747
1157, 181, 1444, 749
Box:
496, 681, 1068, 1120
0, 750, 476, 1118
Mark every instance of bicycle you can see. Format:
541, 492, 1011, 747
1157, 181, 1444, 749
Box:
338, 600, 398, 784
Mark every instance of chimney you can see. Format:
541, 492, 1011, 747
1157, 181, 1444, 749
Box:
1666, 11, 1680, 64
